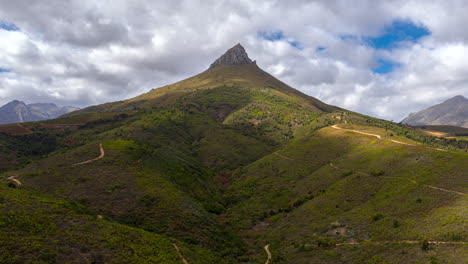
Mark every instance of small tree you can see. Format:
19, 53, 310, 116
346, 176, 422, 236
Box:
421, 239, 430, 251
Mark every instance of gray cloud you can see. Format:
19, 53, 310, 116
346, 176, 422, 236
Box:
0, 0, 467, 121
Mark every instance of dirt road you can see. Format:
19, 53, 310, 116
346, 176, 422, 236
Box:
71, 143, 105, 166
331, 125, 449, 151
7, 176, 22, 186
16, 124, 33, 134
264, 244, 272, 264
173, 244, 189, 264
330, 163, 466, 197
331, 125, 381, 139
336, 240, 466, 246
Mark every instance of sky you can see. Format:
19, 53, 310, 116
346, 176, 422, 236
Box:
0, 0, 467, 121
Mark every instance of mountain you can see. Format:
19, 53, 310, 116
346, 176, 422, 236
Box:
401, 95, 468, 128
210, 43, 256, 68
1, 44, 466, 264
0, 100, 79, 124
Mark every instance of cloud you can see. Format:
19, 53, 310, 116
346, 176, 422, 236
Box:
0, 0, 466, 122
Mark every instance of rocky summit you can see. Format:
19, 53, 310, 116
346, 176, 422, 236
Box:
209, 43, 256, 68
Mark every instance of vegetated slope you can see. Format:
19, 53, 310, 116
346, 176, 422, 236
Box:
401, 95, 468, 128
67, 63, 336, 116
2, 82, 333, 262
1, 44, 466, 263
416, 125, 468, 136
224, 120, 467, 263
0, 184, 221, 264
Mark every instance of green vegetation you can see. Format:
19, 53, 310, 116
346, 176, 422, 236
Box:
0, 185, 221, 264
417, 125, 468, 136
347, 112, 468, 150
0, 64, 466, 263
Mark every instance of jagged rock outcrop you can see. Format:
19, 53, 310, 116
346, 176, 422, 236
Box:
209, 43, 256, 68
401, 95, 468, 128
0, 100, 79, 124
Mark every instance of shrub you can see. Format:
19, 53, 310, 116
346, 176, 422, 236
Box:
340, 170, 353, 177
421, 239, 430, 251
430, 256, 439, 264
446, 232, 464, 241
370, 169, 384, 176
372, 213, 384, 221
392, 220, 400, 228
316, 238, 336, 247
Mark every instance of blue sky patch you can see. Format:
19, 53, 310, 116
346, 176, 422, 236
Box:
364, 20, 430, 49
0, 21, 20, 31
0, 68, 12, 73
316, 46, 327, 52
258, 30, 303, 50
372, 59, 399, 74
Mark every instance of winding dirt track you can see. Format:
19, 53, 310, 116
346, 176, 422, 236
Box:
264, 244, 272, 264
274, 152, 295, 160
7, 176, 22, 186
329, 162, 466, 197
335, 240, 467, 246
274, 153, 466, 197
16, 124, 33, 134
331, 125, 381, 139
331, 125, 446, 150
71, 143, 105, 166
173, 244, 189, 264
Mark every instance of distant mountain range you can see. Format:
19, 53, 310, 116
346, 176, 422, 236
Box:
401, 95, 468, 128
0, 100, 79, 124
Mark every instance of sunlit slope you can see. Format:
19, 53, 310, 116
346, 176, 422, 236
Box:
69, 64, 337, 115
3, 84, 335, 261
224, 122, 467, 263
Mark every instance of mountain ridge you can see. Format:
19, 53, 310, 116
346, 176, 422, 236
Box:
0, 100, 79, 124
65, 43, 337, 117
401, 95, 468, 128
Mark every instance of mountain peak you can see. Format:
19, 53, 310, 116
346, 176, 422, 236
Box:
444, 95, 467, 104
5, 100, 26, 106
209, 43, 256, 69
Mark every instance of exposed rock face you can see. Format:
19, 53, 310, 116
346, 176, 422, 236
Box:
401, 95, 468, 128
0, 100, 79, 124
209, 43, 256, 68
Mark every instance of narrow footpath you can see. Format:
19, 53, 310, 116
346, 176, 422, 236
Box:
329, 163, 466, 197
331, 125, 447, 151
71, 143, 105, 166
335, 240, 467, 246
273, 153, 466, 197
173, 244, 189, 264
264, 244, 272, 264
7, 176, 22, 186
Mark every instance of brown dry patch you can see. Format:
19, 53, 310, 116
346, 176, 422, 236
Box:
0, 123, 33, 135
418, 129, 447, 137
40, 123, 84, 128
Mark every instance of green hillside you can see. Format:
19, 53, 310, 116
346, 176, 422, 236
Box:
1, 45, 466, 263
0, 184, 221, 264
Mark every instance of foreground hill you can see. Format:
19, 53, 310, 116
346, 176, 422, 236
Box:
0, 100, 79, 124
1, 44, 466, 263
401, 95, 468, 128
